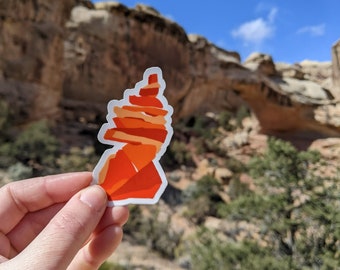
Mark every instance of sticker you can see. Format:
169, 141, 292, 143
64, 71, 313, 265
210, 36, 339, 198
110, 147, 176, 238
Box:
92, 67, 173, 206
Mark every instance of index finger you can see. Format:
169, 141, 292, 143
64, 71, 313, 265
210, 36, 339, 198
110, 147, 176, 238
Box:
0, 172, 92, 234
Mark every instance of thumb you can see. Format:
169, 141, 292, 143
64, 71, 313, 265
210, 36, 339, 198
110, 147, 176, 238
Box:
4, 185, 107, 270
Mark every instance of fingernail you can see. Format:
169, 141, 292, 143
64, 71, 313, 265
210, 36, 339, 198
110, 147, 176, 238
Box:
80, 185, 107, 211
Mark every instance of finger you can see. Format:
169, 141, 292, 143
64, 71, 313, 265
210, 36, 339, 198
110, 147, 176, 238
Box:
6, 203, 65, 257
6, 204, 129, 256
0, 254, 8, 263
0, 172, 92, 234
73, 206, 129, 261
6, 185, 107, 270
94, 206, 129, 234
0, 232, 10, 262
67, 226, 123, 270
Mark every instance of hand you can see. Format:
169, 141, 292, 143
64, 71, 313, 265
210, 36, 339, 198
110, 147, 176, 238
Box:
0, 172, 129, 269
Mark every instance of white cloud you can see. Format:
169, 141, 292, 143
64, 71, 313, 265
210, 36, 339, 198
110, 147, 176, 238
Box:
231, 7, 277, 45
297, 24, 325, 36
267, 7, 277, 23
232, 18, 273, 44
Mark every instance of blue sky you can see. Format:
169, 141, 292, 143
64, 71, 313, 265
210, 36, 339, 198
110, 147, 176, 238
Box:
92, 1, 340, 63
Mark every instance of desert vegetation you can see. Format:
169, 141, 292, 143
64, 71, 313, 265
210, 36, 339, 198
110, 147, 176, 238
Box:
0, 104, 338, 269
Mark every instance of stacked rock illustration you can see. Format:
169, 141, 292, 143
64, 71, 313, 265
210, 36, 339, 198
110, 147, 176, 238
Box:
93, 67, 173, 206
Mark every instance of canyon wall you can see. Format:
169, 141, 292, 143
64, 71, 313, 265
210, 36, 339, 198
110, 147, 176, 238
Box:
332, 40, 340, 100
63, 2, 243, 122
0, 1, 339, 137
0, 0, 78, 124
63, 3, 339, 135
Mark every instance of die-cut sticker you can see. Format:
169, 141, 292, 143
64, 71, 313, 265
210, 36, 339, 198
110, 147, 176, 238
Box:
92, 67, 173, 206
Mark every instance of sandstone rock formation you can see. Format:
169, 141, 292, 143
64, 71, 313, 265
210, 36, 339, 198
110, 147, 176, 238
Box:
276, 60, 333, 89
275, 62, 305, 80
63, 3, 242, 123
332, 40, 340, 99
0, 0, 78, 124
0, 1, 339, 138
244, 53, 276, 76
62, 3, 339, 137
299, 60, 332, 88
226, 68, 338, 136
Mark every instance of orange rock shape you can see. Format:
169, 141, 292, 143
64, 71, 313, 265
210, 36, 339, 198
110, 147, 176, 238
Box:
92, 67, 173, 206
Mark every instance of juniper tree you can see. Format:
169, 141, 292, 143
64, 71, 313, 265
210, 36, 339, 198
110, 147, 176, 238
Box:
220, 138, 339, 269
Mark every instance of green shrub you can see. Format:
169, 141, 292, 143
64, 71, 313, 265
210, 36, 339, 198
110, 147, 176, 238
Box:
174, 115, 218, 139
164, 139, 193, 167
99, 261, 128, 270
189, 227, 292, 270
235, 105, 250, 128
147, 215, 182, 259
57, 146, 98, 172
217, 110, 233, 130
217, 193, 271, 221
0, 100, 10, 131
227, 177, 252, 200
12, 120, 59, 167
183, 174, 225, 223
0, 143, 16, 168
0, 100, 15, 168
124, 205, 182, 259
0, 120, 59, 173
8, 162, 33, 181
216, 106, 250, 131
191, 115, 216, 139
224, 156, 247, 174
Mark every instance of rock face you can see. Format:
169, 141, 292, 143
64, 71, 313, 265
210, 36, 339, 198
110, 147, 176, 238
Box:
0, 1, 339, 138
226, 67, 339, 136
63, 3, 242, 121
0, 0, 77, 124
62, 3, 339, 137
244, 53, 276, 76
299, 60, 332, 88
332, 40, 340, 99
276, 60, 333, 89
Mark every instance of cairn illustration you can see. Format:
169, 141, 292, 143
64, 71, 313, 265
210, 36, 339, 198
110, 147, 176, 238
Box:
93, 67, 173, 205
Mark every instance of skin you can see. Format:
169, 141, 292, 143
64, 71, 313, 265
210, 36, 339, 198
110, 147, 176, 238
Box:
0, 172, 129, 270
